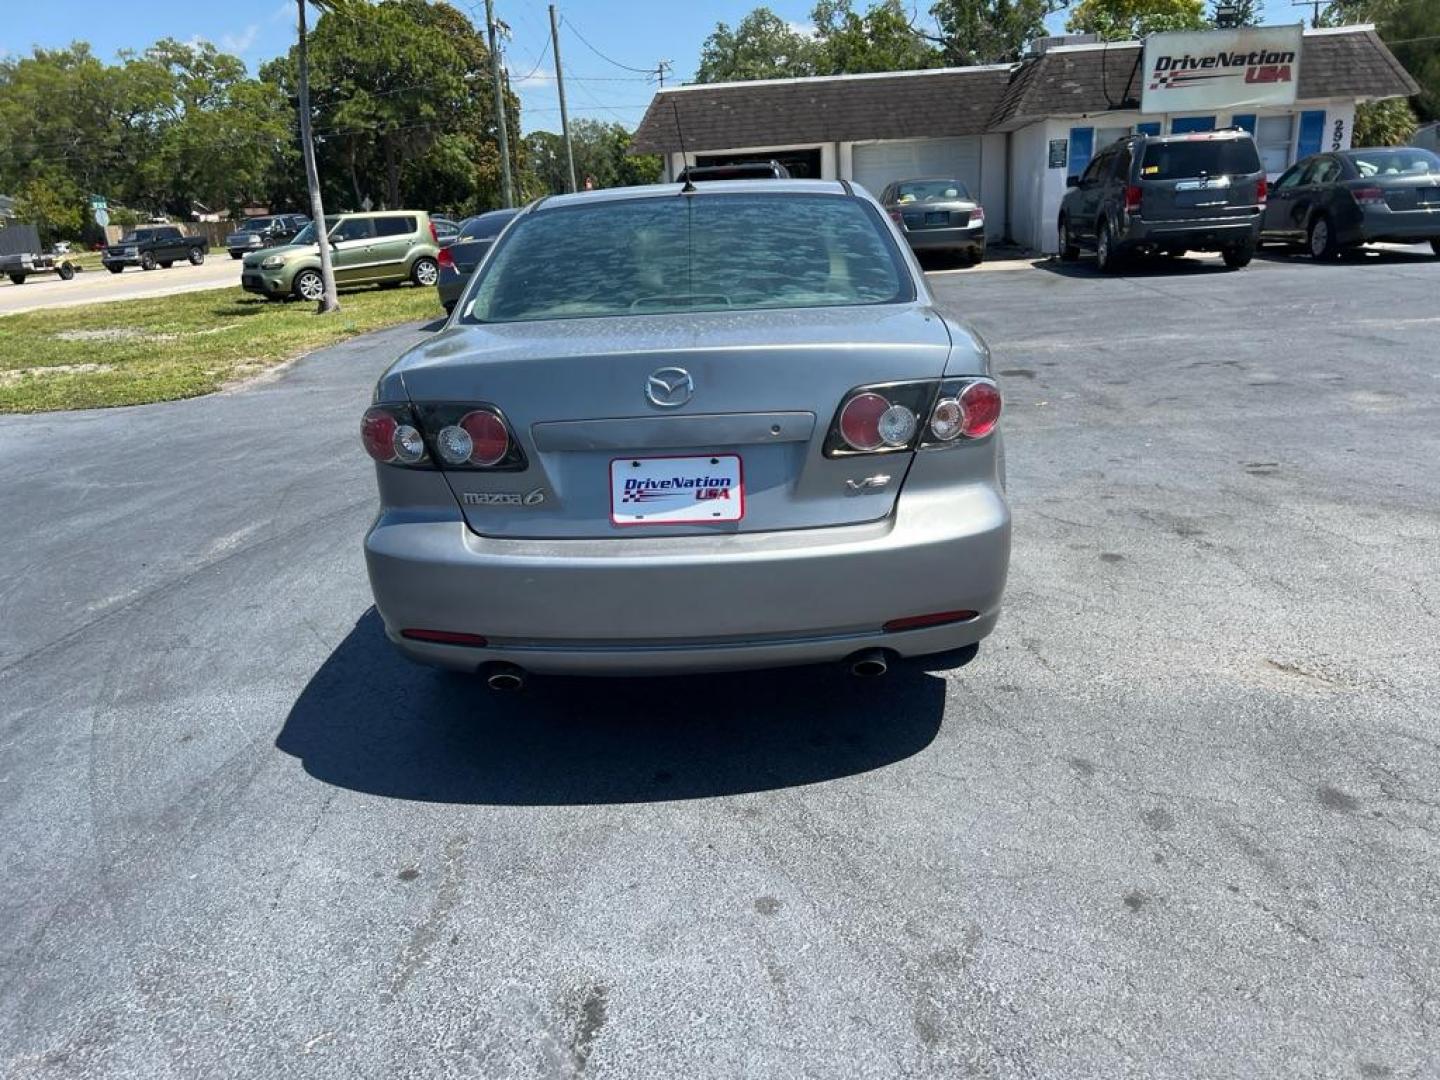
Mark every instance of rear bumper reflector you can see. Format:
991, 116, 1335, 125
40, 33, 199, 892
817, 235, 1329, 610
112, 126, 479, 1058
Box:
883, 610, 979, 633
401, 628, 489, 647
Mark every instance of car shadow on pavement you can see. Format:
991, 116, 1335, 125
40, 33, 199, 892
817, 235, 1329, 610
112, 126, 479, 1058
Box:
275, 609, 959, 805
1255, 245, 1438, 267
1031, 255, 1238, 278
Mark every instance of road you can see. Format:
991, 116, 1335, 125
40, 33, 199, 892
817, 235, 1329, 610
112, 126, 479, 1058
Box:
1, 248, 1437, 1079
0, 255, 240, 315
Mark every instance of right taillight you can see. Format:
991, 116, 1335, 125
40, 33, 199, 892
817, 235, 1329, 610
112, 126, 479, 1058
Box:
1256, 176, 1268, 204
826, 378, 1001, 456
437, 244, 455, 269
1124, 184, 1143, 214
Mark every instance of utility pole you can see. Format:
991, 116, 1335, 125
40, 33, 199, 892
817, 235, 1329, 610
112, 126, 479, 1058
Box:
297, 0, 338, 313
656, 59, 672, 89
549, 4, 577, 194
485, 0, 515, 207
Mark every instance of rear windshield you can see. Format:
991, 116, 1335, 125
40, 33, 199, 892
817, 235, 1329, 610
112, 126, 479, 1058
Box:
460, 210, 518, 240
238, 219, 274, 232
1141, 139, 1262, 180
463, 194, 912, 323
895, 180, 970, 202
1346, 148, 1440, 178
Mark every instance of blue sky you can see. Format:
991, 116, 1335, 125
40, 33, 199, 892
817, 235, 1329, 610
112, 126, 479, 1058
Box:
1, 0, 1316, 134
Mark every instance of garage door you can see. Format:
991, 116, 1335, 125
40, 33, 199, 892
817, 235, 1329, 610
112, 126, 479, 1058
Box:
851, 138, 981, 203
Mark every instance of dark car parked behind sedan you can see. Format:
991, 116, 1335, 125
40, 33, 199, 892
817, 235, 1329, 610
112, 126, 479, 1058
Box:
1059, 130, 1265, 272
676, 161, 792, 183
1261, 146, 1440, 260
224, 215, 308, 259
437, 208, 519, 313
878, 178, 986, 264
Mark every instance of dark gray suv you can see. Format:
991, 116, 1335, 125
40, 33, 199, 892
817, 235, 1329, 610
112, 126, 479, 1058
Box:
1059, 130, 1266, 271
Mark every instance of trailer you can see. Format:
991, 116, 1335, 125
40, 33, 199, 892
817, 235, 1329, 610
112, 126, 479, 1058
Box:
0, 223, 84, 284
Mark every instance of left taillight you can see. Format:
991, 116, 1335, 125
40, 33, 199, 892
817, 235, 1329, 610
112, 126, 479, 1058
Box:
362, 402, 527, 470
362, 404, 427, 465
1353, 185, 1386, 207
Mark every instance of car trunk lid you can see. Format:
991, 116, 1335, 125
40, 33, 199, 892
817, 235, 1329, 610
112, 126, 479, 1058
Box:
398, 305, 953, 539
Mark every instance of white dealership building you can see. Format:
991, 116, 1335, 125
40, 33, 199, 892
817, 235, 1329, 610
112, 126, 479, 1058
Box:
631, 24, 1418, 253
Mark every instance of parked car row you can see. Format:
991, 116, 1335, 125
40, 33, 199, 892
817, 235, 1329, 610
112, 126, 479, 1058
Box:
1058, 130, 1440, 271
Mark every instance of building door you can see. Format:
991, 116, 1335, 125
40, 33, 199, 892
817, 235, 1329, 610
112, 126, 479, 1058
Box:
851, 137, 982, 204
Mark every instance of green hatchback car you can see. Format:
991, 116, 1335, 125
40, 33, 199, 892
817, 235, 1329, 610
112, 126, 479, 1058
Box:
241, 210, 441, 301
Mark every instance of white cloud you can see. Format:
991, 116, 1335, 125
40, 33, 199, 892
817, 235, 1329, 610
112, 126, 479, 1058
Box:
787, 21, 818, 39
220, 24, 261, 53
270, 1, 296, 23
511, 67, 555, 91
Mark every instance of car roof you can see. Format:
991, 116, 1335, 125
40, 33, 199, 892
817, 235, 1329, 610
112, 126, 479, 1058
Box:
533, 179, 850, 212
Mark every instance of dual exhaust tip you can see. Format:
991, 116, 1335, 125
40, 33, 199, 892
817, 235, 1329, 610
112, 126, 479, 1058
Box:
479, 650, 894, 690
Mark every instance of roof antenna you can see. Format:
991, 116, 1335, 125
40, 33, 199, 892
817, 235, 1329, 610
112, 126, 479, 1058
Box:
671, 100, 696, 193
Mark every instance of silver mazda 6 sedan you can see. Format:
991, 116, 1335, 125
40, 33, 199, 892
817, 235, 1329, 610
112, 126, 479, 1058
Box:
362, 179, 1010, 686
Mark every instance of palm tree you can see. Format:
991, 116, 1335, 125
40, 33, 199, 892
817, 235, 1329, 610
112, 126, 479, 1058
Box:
296, 0, 349, 313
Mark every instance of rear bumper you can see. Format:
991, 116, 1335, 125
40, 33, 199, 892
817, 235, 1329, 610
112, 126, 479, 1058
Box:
436, 265, 465, 309
903, 225, 985, 253
1123, 215, 1260, 250
1350, 208, 1440, 245
365, 481, 1010, 676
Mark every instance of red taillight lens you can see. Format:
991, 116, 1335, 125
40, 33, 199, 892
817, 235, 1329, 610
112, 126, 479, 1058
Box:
438, 244, 454, 269
362, 405, 426, 464
888, 209, 904, 226
1256, 176, 1268, 204
1124, 184, 1143, 214
883, 610, 979, 633
959, 380, 1002, 438
1353, 186, 1386, 206
459, 410, 509, 466
969, 206, 985, 226
429, 221, 440, 244
839, 392, 891, 451
401, 628, 488, 647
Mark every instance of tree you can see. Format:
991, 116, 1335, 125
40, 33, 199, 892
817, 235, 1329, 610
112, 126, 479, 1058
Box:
929, 0, 1056, 66
1324, 0, 1438, 123
1066, 0, 1207, 39
1353, 97, 1418, 145
12, 169, 83, 244
696, 9, 822, 82
1208, 0, 1261, 26
811, 0, 942, 73
522, 122, 661, 196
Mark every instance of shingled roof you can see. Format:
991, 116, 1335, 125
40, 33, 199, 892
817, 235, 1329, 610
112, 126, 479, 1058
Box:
631, 27, 1418, 153
630, 66, 1014, 155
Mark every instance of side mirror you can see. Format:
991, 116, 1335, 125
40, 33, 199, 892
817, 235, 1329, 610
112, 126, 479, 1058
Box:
1066, 175, 1080, 189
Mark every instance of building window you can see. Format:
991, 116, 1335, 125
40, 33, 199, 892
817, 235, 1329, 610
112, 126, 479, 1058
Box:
1068, 127, 1095, 180
1297, 110, 1326, 158
1171, 116, 1217, 134
1255, 114, 1296, 174
1095, 126, 1130, 152
1135, 122, 1161, 136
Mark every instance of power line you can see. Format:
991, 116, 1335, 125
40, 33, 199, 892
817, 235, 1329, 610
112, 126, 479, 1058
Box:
510, 34, 551, 83
561, 16, 655, 75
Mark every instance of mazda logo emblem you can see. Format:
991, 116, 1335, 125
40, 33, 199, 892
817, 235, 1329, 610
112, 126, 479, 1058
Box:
645, 367, 694, 408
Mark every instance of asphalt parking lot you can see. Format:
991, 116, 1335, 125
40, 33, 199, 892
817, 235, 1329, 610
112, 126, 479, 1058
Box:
2, 247, 1438, 1079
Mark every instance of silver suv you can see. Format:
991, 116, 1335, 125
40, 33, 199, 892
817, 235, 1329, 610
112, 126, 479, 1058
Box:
1059, 130, 1266, 271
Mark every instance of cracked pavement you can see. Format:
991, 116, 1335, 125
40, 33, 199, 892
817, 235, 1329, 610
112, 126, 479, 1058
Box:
1, 247, 1438, 1078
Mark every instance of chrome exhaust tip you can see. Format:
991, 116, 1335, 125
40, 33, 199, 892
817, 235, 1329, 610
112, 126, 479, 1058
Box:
484, 663, 527, 692
847, 649, 890, 678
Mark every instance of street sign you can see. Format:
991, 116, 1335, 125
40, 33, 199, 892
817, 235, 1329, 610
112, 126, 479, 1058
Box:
94, 208, 110, 228
89, 194, 108, 211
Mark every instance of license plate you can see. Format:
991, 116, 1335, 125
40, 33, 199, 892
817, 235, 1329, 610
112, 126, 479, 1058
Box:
610, 455, 743, 525
925, 211, 949, 224
1418, 187, 1440, 205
